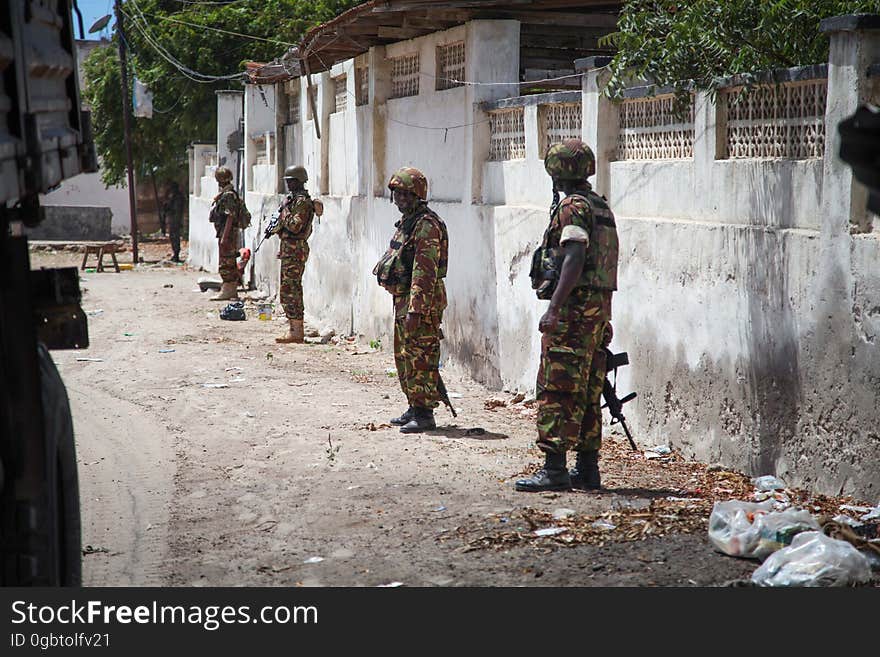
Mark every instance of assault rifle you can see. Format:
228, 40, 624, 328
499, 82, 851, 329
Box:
437, 374, 458, 418
254, 208, 281, 254
601, 349, 638, 451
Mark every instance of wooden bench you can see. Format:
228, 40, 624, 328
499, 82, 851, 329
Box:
81, 242, 121, 273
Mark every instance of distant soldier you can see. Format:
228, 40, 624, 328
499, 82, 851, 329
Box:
373, 167, 450, 433
208, 166, 250, 301
271, 165, 321, 343
516, 139, 619, 492
162, 181, 185, 263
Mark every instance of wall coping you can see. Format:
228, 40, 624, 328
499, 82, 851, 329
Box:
574, 56, 613, 72
820, 13, 880, 33
480, 90, 581, 112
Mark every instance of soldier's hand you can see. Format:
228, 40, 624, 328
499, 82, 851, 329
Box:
405, 312, 421, 333
539, 308, 560, 334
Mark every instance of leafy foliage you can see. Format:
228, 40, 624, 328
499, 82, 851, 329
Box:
602, 1, 880, 98
83, 0, 360, 187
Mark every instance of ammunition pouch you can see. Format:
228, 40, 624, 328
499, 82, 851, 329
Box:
373, 240, 412, 292
529, 245, 562, 301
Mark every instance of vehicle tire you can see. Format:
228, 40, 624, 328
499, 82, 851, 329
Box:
37, 344, 82, 586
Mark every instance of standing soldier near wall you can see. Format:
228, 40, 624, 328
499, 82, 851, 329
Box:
209, 166, 250, 300
516, 139, 619, 492
373, 167, 450, 433
272, 165, 322, 344
162, 181, 186, 263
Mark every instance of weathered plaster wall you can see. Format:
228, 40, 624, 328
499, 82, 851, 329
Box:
186, 17, 880, 498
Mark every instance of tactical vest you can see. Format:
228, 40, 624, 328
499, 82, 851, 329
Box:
532, 190, 619, 297
373, 205, 448, 295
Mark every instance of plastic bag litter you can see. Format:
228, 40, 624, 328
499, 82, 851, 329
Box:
751, 531, 873, 587
708, 500, 820, 560
220, 301, 246, 321
752, 475, 787, 491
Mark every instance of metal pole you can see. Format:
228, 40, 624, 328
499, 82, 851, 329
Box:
114, 0, 139, 265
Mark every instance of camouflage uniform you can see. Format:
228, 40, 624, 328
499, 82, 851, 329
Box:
210, 183, 243, 284
163, 185, 185, 262
516, 139, 619, 492
277, 192, 316, 320
374, 169, 449, 413
535, 187, 618, 454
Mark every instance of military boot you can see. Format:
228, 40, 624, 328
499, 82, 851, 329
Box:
399, 407, 436, 433
211, 282, 239, 301
390, 407, 415, 426
570, 449, 601, 490
276, 319, 304, 344
515, 451, 571, 492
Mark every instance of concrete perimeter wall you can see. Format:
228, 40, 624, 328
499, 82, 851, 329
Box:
188, 17, 880, 499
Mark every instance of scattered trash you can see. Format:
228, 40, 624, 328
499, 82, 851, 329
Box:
510, 392, 526, 404
197, 277, 222, 292
220, 301, 246, 321
646, 444, 671, 455
244, 412, 256, 418
123, 332, 134, 336
753, 475, 787, 491
76, 357, 103, 362
708, 500, 819, 560
257, 303, 273, 321
464, 427, 486, 436
201, 383, 229, 389
303, 557, 324, 564
225, 367, 243, 372
85, 309, 104, 316
158, 349, 175, 353
591, 520, 617, 531
534, 527, 567, 537
751, 531, 872, 587
552, 508, 576, 520
163, 283, 173, 288
448, 392, 463, 399
229, 377, 245, 383
831, 514, 863, 528
377, 582, 404, 588
484, 395, 507, 410
433, 506, 447, 512
81, 545, 109, 555
346, 485, 361, 490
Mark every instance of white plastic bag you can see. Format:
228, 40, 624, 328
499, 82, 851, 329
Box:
708, 500, 819, 560
752, 531, 873, 587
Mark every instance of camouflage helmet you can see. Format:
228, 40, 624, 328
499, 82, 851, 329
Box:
544, 139, 596, 181
388, 167, 428, 201
214, 166, 233, 184
283, 165, 308, 182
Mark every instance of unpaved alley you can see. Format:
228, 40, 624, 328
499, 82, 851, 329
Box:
33, 246, 870, 587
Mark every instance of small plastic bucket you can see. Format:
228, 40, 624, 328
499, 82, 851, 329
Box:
257, 303, 274, 321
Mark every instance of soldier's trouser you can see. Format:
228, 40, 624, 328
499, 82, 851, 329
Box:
169, 219, 181, 259
536, 288, 612, 454
393, 295, 443, 409
218, 237, 238, 284
278, 239, 309, 320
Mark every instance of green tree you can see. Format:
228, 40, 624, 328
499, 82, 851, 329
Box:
602, 0, 880, 98
83, 0, 360, 188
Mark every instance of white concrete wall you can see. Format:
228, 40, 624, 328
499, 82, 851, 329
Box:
40, 171, 131, 235
186, 18, 880, 499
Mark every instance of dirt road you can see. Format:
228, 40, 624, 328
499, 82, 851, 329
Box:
33, 245, 870, 587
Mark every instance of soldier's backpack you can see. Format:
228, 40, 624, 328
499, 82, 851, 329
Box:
235, 196, 252, 230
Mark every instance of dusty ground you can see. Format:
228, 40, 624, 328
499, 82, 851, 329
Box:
31, 239, 877, 587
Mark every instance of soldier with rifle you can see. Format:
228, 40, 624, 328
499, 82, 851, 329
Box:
267, 165, 321, 344
208, 166, 250, 301
516, 139, 621, 492
373, 167, 456, 433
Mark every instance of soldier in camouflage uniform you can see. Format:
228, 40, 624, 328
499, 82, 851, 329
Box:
516, 139, 619, 492
373, 167, 449, 433
272, 165, 321, 344
208, 166, 244, 301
